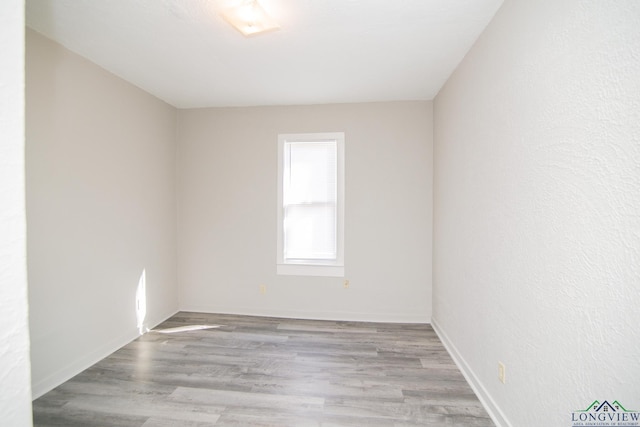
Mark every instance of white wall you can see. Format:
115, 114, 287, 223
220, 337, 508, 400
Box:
0, 1, 33, 425
26, 29, 179, 398
178, 102, 432, 322
433, 1, 640, 426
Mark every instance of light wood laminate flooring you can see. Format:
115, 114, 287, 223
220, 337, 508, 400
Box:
32, 312, 494, 426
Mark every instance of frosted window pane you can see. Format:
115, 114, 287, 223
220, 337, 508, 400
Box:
284, 203, 336, 260
286, 142, 336, 204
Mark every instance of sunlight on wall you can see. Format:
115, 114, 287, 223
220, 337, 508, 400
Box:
136, 269, 148, 334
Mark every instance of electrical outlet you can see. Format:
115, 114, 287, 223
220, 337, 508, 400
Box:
498, 362, 506, 384
344, 280, 349, 289
259, 284, 267, 294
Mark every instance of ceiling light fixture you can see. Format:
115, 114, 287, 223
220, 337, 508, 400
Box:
221, 0, 280, 37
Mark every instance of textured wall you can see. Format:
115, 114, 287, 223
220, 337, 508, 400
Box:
0, 1, 33, 425
177, 102, 433, 322
26, 30, 179, 398
433, 1, 640, 426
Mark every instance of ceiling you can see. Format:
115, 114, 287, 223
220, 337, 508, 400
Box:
26, 0, 504, 109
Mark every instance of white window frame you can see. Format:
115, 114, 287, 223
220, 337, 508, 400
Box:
277, 132, 345, 277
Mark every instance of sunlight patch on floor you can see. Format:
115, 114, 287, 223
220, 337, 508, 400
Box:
154, 325, 223, 334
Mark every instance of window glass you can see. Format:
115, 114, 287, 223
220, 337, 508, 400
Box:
277, 133, 344, 277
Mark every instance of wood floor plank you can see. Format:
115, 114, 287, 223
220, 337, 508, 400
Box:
32, 312, 494, 426
62, 394, 224, 424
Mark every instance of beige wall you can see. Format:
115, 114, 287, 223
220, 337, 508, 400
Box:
1, 1, 33, 425
433, 1, 640, 425
26, 29, 179, 398
177, 102, 433, 322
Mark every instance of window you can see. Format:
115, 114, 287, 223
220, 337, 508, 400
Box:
277, 132, 345, 277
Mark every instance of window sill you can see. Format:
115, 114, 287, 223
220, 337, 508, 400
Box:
277, 263, 344, 277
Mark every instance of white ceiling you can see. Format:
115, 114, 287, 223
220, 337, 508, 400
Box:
26, 0, 503, 108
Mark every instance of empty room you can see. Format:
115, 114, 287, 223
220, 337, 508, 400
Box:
1, 0, 639, 426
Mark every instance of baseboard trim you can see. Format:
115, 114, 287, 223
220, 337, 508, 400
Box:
31, 309, 179, 400
178, 305, 430, 324
431, 318, 511, 427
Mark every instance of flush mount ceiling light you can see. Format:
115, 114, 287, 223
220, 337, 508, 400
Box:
221, 0, 280, 37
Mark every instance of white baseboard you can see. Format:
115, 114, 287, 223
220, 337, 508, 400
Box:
178, 305, 430, 324
31, 309, 178, 400
431, 317, 511, 427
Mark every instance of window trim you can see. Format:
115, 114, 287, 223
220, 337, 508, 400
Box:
277, 132, 345, 277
